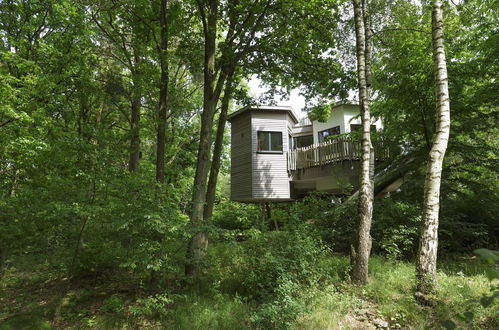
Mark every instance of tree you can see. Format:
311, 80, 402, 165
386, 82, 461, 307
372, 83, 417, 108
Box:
187, 0, 278, 275
416, 0, 451, 294
350, 0, 375, 285
156, 0, 169, 183
371, 0, 497, 256
203, 68, 236, 221
90, 1, 152, 172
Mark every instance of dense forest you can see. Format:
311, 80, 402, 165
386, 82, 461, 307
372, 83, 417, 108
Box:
0, 0, 497, 328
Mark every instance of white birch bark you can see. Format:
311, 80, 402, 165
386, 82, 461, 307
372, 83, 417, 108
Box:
416, 0, 451, 294
351, 0, 374, 285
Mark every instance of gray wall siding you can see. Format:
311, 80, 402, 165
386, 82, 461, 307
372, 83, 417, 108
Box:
230, 112, 252, 200
251, 112, 290, 199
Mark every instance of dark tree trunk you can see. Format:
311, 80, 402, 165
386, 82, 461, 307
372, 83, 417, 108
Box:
351, 0, 374, 285
186, 0, 219, 276
156, 0, 169, 183
203, 69, 235, 221
129, 52, 142, 172
0, 246, 6, 276
129, 94, 141, 172
416, 0, 450, 295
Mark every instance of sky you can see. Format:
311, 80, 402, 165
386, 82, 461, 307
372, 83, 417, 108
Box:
247, 75, 359, 119
247, 75, 308, 118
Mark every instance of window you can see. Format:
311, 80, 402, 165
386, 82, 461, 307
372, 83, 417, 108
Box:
257, 131, 283, 152
318, 126, 340, 143
350, 124, 377, 132
293, 135, 314, 149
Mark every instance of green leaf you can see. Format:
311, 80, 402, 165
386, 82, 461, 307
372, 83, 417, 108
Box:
485, 267, 499, 281
442, 319, 457, 330
474, 249, 499, 264
480, 295, 493, 308
463, 311, 474, 321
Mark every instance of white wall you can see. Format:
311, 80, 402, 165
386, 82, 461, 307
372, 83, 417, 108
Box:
312, 106, 346, 144
251, 111, 290, 199
342, 104, 383, 133
312, 104, 383, 144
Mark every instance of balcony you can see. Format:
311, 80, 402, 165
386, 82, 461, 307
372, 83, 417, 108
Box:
287, 136, 389, 171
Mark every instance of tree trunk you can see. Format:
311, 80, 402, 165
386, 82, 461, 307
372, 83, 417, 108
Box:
186, 0, 218, 276
351, 0, 374, 285
416, 0, 450, 294
129, 94, 141, 172
203, 69, 235, 221
156, 0, 169, 183
129, 53, 142, 172
0, 246, 6, 276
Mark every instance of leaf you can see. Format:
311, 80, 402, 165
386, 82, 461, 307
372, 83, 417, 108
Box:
463, 311, 474, 321
485, 267, 499, 281
442, 319, 457, 330
474, 249, 499, 264
479, 295, 493, 308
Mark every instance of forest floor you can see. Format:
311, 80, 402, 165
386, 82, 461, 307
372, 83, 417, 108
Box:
0, 255, 497, 329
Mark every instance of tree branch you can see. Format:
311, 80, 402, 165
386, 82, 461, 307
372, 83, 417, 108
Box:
0, 117, 20, 128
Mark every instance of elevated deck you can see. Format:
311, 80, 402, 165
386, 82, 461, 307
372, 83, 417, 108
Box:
287, 136, 389, 171
286, 136, 390, 197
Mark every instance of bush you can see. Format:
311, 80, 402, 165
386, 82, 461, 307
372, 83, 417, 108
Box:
372, 199, 420, 260
289, 192, 356, 253
213, 228, 332, 329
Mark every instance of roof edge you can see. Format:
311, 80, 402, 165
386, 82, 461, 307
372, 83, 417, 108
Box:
228, 105, 299, 123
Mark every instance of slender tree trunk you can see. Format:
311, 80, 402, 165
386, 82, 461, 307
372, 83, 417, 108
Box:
416, 0, 450, 294
363, 0, 376, 227
351, 0, 374, 285
129, 96, 141, 172
156, 0, 169, 183
203, 69, 235, 221
129, 54, 142, 172
186, 0, 218, 276
0, 246, 6, 276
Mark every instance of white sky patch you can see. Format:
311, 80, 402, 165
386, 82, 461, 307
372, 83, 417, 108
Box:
247, 75, 308, 118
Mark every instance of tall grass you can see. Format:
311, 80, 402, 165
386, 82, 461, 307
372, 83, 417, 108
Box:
1, 244, 496, 329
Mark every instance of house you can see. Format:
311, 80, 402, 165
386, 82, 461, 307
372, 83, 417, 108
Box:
227, 103, 384, 202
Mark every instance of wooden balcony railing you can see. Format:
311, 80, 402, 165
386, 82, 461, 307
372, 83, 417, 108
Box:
287, 136, 389, 171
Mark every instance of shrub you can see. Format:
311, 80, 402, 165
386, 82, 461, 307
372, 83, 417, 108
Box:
215, 228, 332, 328
372, 199, 420, 260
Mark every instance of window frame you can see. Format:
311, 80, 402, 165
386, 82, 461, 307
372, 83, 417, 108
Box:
293, 134, 314, 149
318, 126, 341, 143
350, 124, 377, 133
257, 131, 283, 154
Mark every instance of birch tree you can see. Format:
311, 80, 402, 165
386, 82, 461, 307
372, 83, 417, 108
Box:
350, 0, 375, 285
416, 0, 451, 294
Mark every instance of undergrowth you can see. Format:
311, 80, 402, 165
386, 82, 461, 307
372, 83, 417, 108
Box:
1, 239, 497, 329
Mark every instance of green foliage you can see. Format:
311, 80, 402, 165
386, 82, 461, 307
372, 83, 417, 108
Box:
129, 293, 174, 317
0, 0, 497, 328
372, 198, 421, 260
289, 192, 356, 253
208, 228, 333, 329
443, 248, 499, 329
102, 295, 124, 313
372, 0, 498, 257
308, 103, 331, 122
236, 229, 329, 298
249, 277, 308, 329
211, 201, 261, 232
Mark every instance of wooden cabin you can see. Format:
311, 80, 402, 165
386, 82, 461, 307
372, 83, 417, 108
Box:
228, 106, 298, 202
227, 103, 385, 202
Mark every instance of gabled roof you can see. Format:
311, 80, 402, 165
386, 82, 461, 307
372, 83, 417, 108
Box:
228, 105, 299, 124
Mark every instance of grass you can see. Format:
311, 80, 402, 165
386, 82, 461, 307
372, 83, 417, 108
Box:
1, 252, 497, 329
335, 256, 497, 329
